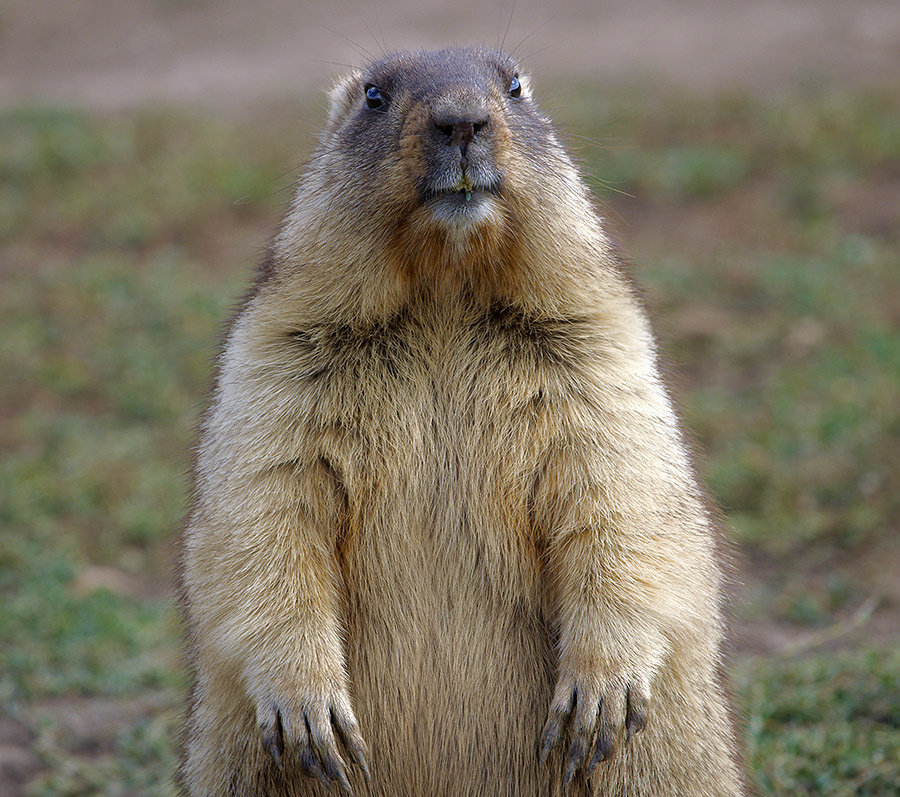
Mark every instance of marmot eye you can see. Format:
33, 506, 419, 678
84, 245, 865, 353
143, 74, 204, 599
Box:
509, 75, 522, 99
365, 85, 386, 109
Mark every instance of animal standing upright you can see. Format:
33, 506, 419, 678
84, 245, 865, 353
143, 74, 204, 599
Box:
179, 46, 745, 796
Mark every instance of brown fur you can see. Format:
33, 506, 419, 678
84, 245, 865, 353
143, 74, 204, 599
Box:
179, 47, 745, 796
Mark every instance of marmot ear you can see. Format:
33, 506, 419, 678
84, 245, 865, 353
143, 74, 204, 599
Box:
516, 72, 534, 100
324, 69, 364, 133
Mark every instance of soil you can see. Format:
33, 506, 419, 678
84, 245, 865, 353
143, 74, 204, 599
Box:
2, 0, 900, 108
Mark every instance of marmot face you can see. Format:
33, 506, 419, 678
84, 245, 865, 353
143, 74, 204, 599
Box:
323, 48, 558, 247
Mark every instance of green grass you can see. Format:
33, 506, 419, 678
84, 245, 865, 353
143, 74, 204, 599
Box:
739, 649, 900, 796
1, 86, 898, 794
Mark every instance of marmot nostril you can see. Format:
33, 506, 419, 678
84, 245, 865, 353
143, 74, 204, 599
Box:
433, 117, 489, 148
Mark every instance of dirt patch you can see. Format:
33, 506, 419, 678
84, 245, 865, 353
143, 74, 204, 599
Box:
829, 174, 900, 241
608, 178, 788, 257
0, 717, 40, 796
28, 694, 173, 757
2, 0, 900, 108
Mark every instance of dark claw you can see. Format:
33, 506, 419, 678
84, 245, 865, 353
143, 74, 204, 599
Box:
539, 716, 562, 767
299, 748, 331, 789
564, 737, 588, 784
263, 735, 283, 769
625, 687, 648, 741
262, 711, 285, 769
540, 686, 575, 767
308, 710, 354, 794
322, 754, 353, 795
348, 743, 370, 782
299, 722, 332, 790
587, 729, 615, 777
333, 708, 371, 781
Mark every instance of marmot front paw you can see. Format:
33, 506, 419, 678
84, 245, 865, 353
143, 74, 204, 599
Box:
539, 668, 650, 784
257, 688, 370, 793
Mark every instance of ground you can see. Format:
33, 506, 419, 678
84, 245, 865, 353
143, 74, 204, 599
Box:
3, 0, 900, 106
1, 1, 899, 795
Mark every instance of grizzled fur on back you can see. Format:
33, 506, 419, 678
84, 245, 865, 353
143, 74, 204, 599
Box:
179, 46, 745, 796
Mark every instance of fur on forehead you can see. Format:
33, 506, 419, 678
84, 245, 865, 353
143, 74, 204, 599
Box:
365, 47, 524, 96
324, 47, 531, 129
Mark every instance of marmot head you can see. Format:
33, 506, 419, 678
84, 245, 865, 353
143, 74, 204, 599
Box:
274, 47, 602, 314
311, 47, 581, 274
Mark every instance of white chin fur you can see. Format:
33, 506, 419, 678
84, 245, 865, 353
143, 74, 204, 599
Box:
428, 192, 498, 228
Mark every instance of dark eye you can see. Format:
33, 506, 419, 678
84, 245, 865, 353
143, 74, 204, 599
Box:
365, 85, 386, 109
508, 75, 522, 99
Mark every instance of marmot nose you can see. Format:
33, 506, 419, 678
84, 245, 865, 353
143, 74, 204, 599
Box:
433, 115, 489, 168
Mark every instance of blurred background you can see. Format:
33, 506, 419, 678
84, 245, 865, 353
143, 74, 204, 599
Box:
1, 1, 899, 794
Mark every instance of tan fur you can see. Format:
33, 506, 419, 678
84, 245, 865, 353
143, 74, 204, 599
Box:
179, 47, 745, 796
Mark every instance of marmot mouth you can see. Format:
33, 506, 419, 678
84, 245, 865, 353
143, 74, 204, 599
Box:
420, 171, 503, 226
423, 178, 502, 206
423, 186, 500, 228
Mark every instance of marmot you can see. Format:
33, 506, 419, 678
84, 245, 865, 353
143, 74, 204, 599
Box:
179, 47, 745, 796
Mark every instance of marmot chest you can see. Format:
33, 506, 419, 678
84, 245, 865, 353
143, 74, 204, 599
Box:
297, 304, 578, 603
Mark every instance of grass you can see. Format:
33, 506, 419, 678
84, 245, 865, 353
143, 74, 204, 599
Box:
1, 85, 898, 794
739, 649, 900, 796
